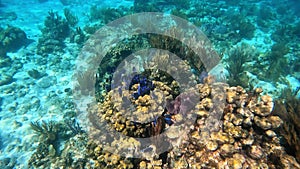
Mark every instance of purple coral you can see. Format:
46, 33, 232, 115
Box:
166, 91, 199, 115
129, 74, 155, 99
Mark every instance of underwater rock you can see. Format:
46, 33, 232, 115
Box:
0, 74, 13, 86
37, 38, 65, 55
27, 69, 45, 79
0, 26, 31, 52
37, 76, 57, 89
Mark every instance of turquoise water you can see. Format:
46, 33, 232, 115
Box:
0, 0, 300, 168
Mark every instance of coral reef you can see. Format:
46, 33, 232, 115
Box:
0, 26, 31, 52
29, 120, 89, 168
87, 78, 300, 168
0, 28, 25, 86
257, 5, 276, 29
133, 0, 161, 13
89, 6, 128, 23
85, 52, 300, 168
225, 43, 254, 88
37, 10, 70, 55
86, 141, 134, 168
92, 29, 202, 101
93, 78, 175, 138
37, 9, 86, 55
30, 120, 58, 144
63, 8, 78, 27
65, 119, 85, 135
273, 89, 300, 163
94, 34, 149, 101
70, 27, 86, 45
235, 19, 256, 40
255, 42, 290, 82
130, 74, 155, 99
170, 9, 188, 20
2, 0, 300, 168
29, 133, 91, 168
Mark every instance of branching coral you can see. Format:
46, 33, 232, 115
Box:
29, 133, 89, 168
147, 32, 204, 77
267, 42, 289, 65
265, 42, 290, 81
273, 89, 300, 163
75, 70, 96, 95
30, 120, 58, 144
29, 119, 89, 168
64, 119, 85, 136
43, 10, 70, 41
63, 8, 78, 27
248, 42, 291, 83
257, 5, 276, 29
225, 43, 254, 87
229, 14, 256, 41
37, 8, 86, 55
37, 10, 70, 55
271, 25, 293, 42
70, 27, 86, 45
